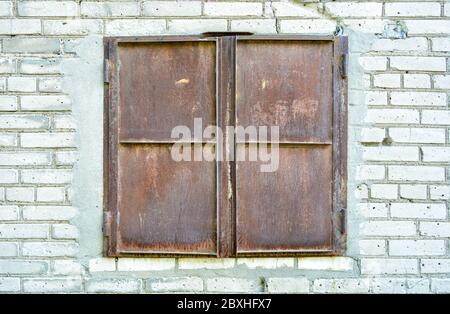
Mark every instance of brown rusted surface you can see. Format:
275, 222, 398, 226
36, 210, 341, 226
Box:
117, 144, 216, 254
118, 40, 216, 142
236, 145, 333, 253
236, 40, 333, 143
104, 35, 348, 257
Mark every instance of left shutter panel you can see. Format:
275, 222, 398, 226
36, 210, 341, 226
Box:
105, 37, 218, 256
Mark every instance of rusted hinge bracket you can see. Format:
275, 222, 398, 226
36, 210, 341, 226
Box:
340, 208, 346, 234
339, 54, 348, 78
103, 211, 112, 237
104, 59, 111, 84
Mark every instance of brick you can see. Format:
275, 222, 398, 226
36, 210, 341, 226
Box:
0, 95, 18, 111
86, 279, 141, 293
405, 20, 450, 34
117, 258, 175, 271
269, 2, 320, 17
399, 184, 427, 200
422, 110, 450, 125
3, 38, 60, 54
0, 224, 48, 239
21, 95, 71, 111
355, 185, 369, 200
359, 56, 387, 71
168, 19, 227, 34
206, 277, 259, 293
105, 20, 166, 36
0, 169, 18, 184
363, 146, 418, 162
422, 147, 450, 162
421, 259, 450, 274
373, 74, 400, 88
344, 19, 386, 34
389, 128, 445, 144
0, 133, 17, 147
388, 166, 445, 182
420, 222, 450, 237
391, 203, 446, 219
0, 188, 4, 202
52, 224, 78, 239
0, 2, 12, 17
365, 109, 419, 124
19, 1, 78, 17
23, 206, 77, 221
390, 57, 446, 72
361, 258, 418, 275
146, 277, 203, 292
204, 2, 262, 17
89, 258, 116, 272
356, 165, 385, 180
23, 242, 78, 257
297, 257, 354, 271
390, 92, 446, 107
21, 169, 73, 184
17, 150, 58, 170
360, 221, 416, 237
370, 184, 398, 199
359, 240, 386, 256
6, 187, 34, 202
0, 242, 18, 257
0, 19, 41, 35
43, 20, 103, 35
0, 260, 47, 274
8, 77, 36, 92
365, 91, 387, 105
385, 2, 441, 17
55, 151, 78, 165
39, 77, 62, 93
143, 1, 201, 16
280, 19, 336, 34
313, 279, 370, 293
178, 258, 235, 269
23, 278, 82, 293
0, 205, 19, 221
360, 127, 385, 143
0, 115, 48, 129
0, 277, 20, 292
356, 202, 389, 218
21, 133, 75, 148
430, 185, 450, 200
370, 278, 429, 294
231, 19, 277, 34
325, 3, 382, 17
404, 74, 431, 89
371, 38, 428, 52
81, 1, 139, 17
390, 240, 446, 256
20, 59, 60, 75
0, 58, 15, 74
237, 258, 294, 269
36, 187, 66, 202
433, 75, 450, 89
52, 260, 83, 275
265, 277, 309, 293
432, 38, 450, 52
431, 279, 450, 293
53, 115, 76, 129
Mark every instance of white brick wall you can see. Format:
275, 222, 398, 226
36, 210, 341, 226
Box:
0, 0, 448, 294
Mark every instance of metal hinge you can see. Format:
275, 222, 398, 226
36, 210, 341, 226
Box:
340, 208, 346, 234
104, 59, 111, 84
340, 54, 348, 79
103, 211, 112, 237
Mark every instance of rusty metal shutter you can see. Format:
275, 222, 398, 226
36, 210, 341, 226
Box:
104, 35, 347, 257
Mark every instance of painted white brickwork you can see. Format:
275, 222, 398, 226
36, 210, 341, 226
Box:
0, 0, 449, 294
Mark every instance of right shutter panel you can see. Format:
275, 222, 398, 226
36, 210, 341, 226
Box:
234, 38, 346, 255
